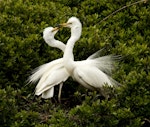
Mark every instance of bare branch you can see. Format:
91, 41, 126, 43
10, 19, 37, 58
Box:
99, 0, 148, 24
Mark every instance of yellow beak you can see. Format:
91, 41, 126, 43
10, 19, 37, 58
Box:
52, 27, 59, 32
58, 23, 71, 27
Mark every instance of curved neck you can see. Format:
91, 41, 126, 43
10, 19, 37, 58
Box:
63, 36, 77, 61
63, 35, 79, 74
63, 26, 82, 61
46, 39, 66, 52
54, 40, 66, 52
63, 23, 82, 74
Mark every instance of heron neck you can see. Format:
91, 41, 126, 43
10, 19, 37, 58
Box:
63, 36, 78, 73
46, 39, 66, 52
63, 36, 77, 60
55, 40, 66, 52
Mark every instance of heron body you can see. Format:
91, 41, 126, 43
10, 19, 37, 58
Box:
60, 17, 119, 92
29, 27, 69, 101
29, 18, 119, 101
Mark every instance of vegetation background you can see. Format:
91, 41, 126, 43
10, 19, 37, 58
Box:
0, 0, 149, 126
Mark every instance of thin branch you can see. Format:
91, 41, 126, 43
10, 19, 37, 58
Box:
99, 0, 148, 24
144, 118, 150, 123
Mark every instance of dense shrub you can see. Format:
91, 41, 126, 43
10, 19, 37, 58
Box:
0, 0, 150, 126
0, 86, 18, 126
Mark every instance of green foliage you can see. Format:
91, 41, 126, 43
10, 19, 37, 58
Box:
47, 91, 146, 127
0, 0, 150, 126
11, 110, 40, 127
0, 86, 18, 126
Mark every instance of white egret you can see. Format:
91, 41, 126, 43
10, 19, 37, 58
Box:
29, 27, 69, 102
29, 21, 119, 101
29, 27, 65, 83
29, 27, 108, 100
59, 17, 119, 97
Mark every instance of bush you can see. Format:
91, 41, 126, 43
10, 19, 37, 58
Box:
0, 86, 18, 126
0, 0, 150, 126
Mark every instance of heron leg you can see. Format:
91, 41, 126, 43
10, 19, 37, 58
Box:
58, 82, 63, 103
99, 87, 109, 100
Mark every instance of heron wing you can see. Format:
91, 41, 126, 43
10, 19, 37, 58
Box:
35, 66, 69, 96
73, 66, 113, 90
28, 58, 63, 83
42, 87, 54, 99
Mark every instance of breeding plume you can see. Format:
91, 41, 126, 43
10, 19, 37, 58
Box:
29, 18, 119, 101
59, 17, 119, 96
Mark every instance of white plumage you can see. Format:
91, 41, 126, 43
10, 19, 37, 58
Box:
29, 17, 119, 101
29, 27, 69, 101
60, 17, 119, 93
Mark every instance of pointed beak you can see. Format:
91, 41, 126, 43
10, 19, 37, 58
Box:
52, 27, 59, 32
58, 23, 71, 27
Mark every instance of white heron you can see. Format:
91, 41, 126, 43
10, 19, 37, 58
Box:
29, 19, 119, 101
58, 17, 120, 97
29, 27, 69, 102
29, 27, 104, 101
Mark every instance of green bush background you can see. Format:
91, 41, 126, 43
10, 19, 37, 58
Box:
0, 0, 150, 126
